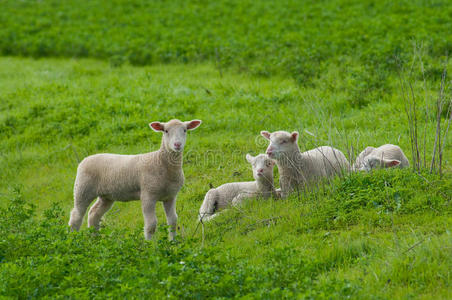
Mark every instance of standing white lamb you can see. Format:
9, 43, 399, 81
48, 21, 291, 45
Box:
198, 154, 276, 222
354, 144, 409, 171
260, 130, 350, 198
68, 119, 202, 240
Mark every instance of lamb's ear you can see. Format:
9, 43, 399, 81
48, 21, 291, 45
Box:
260, 131, 271, 140
291, 131, 299, 142
150, 122, 165, 132
246, 154, 254, 163
185, 119, 202, 130
383, 159, 400, 168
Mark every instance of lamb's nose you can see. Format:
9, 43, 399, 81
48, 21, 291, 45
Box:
174, 143, 181, 148
258, 169, 264, 173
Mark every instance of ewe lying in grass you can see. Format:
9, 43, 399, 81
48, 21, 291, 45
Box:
354, 144, 409, 171
261, 130, 350, 198
68, 119, 202, 240
198, 154, 276, 222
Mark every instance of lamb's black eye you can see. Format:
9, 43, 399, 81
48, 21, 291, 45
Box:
165, 130, 168, 133
184, 129, 187, 133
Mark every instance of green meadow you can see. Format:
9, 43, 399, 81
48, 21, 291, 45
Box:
0, 0, 451, 298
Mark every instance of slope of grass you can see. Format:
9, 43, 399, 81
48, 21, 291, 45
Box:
1, 56, 450, 216
1, 170, 451, 298
0, 57, 451, 298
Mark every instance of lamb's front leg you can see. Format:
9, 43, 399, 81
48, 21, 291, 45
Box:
163, 198, 178, 241
141, 192, 157, 240
279, 177, 293, 199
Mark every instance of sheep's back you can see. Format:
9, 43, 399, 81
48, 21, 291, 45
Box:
77, 153, 142, 199
213, 181, 257, 208
302, 146, 350, 177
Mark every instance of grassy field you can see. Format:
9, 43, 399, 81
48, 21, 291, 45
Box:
1, 0, 452, 298
0, 57, 451, 298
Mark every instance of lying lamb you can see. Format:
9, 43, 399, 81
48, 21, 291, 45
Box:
198, 154, 276, 222
354, 144, 409, 171
68, 119, 202, 240
261, 130, 350, 198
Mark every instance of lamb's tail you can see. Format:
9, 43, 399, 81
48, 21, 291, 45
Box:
198, 189, 218, 222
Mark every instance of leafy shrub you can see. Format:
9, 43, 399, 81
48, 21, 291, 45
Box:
0, 0, 451, 85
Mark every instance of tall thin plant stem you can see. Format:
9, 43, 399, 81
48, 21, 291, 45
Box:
430, 68, 446, 174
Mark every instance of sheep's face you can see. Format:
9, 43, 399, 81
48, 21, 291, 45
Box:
246, 154, 275, 181
260, 131, 299, 160
354, 147, 376, 171
150, 119, 202, 152
359, 156, 400, 171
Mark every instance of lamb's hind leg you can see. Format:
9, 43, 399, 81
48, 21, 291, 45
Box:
69, 179, 96, 231
198, 189, 218, 222
88, 197, 114, 230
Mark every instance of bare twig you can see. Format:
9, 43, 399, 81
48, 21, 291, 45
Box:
397, 57, 419, 172
202, 86, 212, 95
416, 44, 429, 169
440, 99, 452, 168
408, 80, 421, 171
403, 236, 430, 254
201, 221, 205, 248
70, 143, 81, 163
430, 67, 446, 174
192, 213, 202, 238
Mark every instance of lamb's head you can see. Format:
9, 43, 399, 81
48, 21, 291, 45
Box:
150, 119, 202, 152
353, 146, 376, 171
359, 156, 400, 171
246, 153, 275, 182
260, 130, 299, 160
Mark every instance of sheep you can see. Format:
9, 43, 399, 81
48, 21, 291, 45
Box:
198, 153, 276, 222
260, 130, 350, 198
354, 144, 409, 171
68, 119, 202, 240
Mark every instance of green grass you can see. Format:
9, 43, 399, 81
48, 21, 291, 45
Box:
1, 0, 451, 86
1, 0, 452, 297
0, 56, 451, 298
